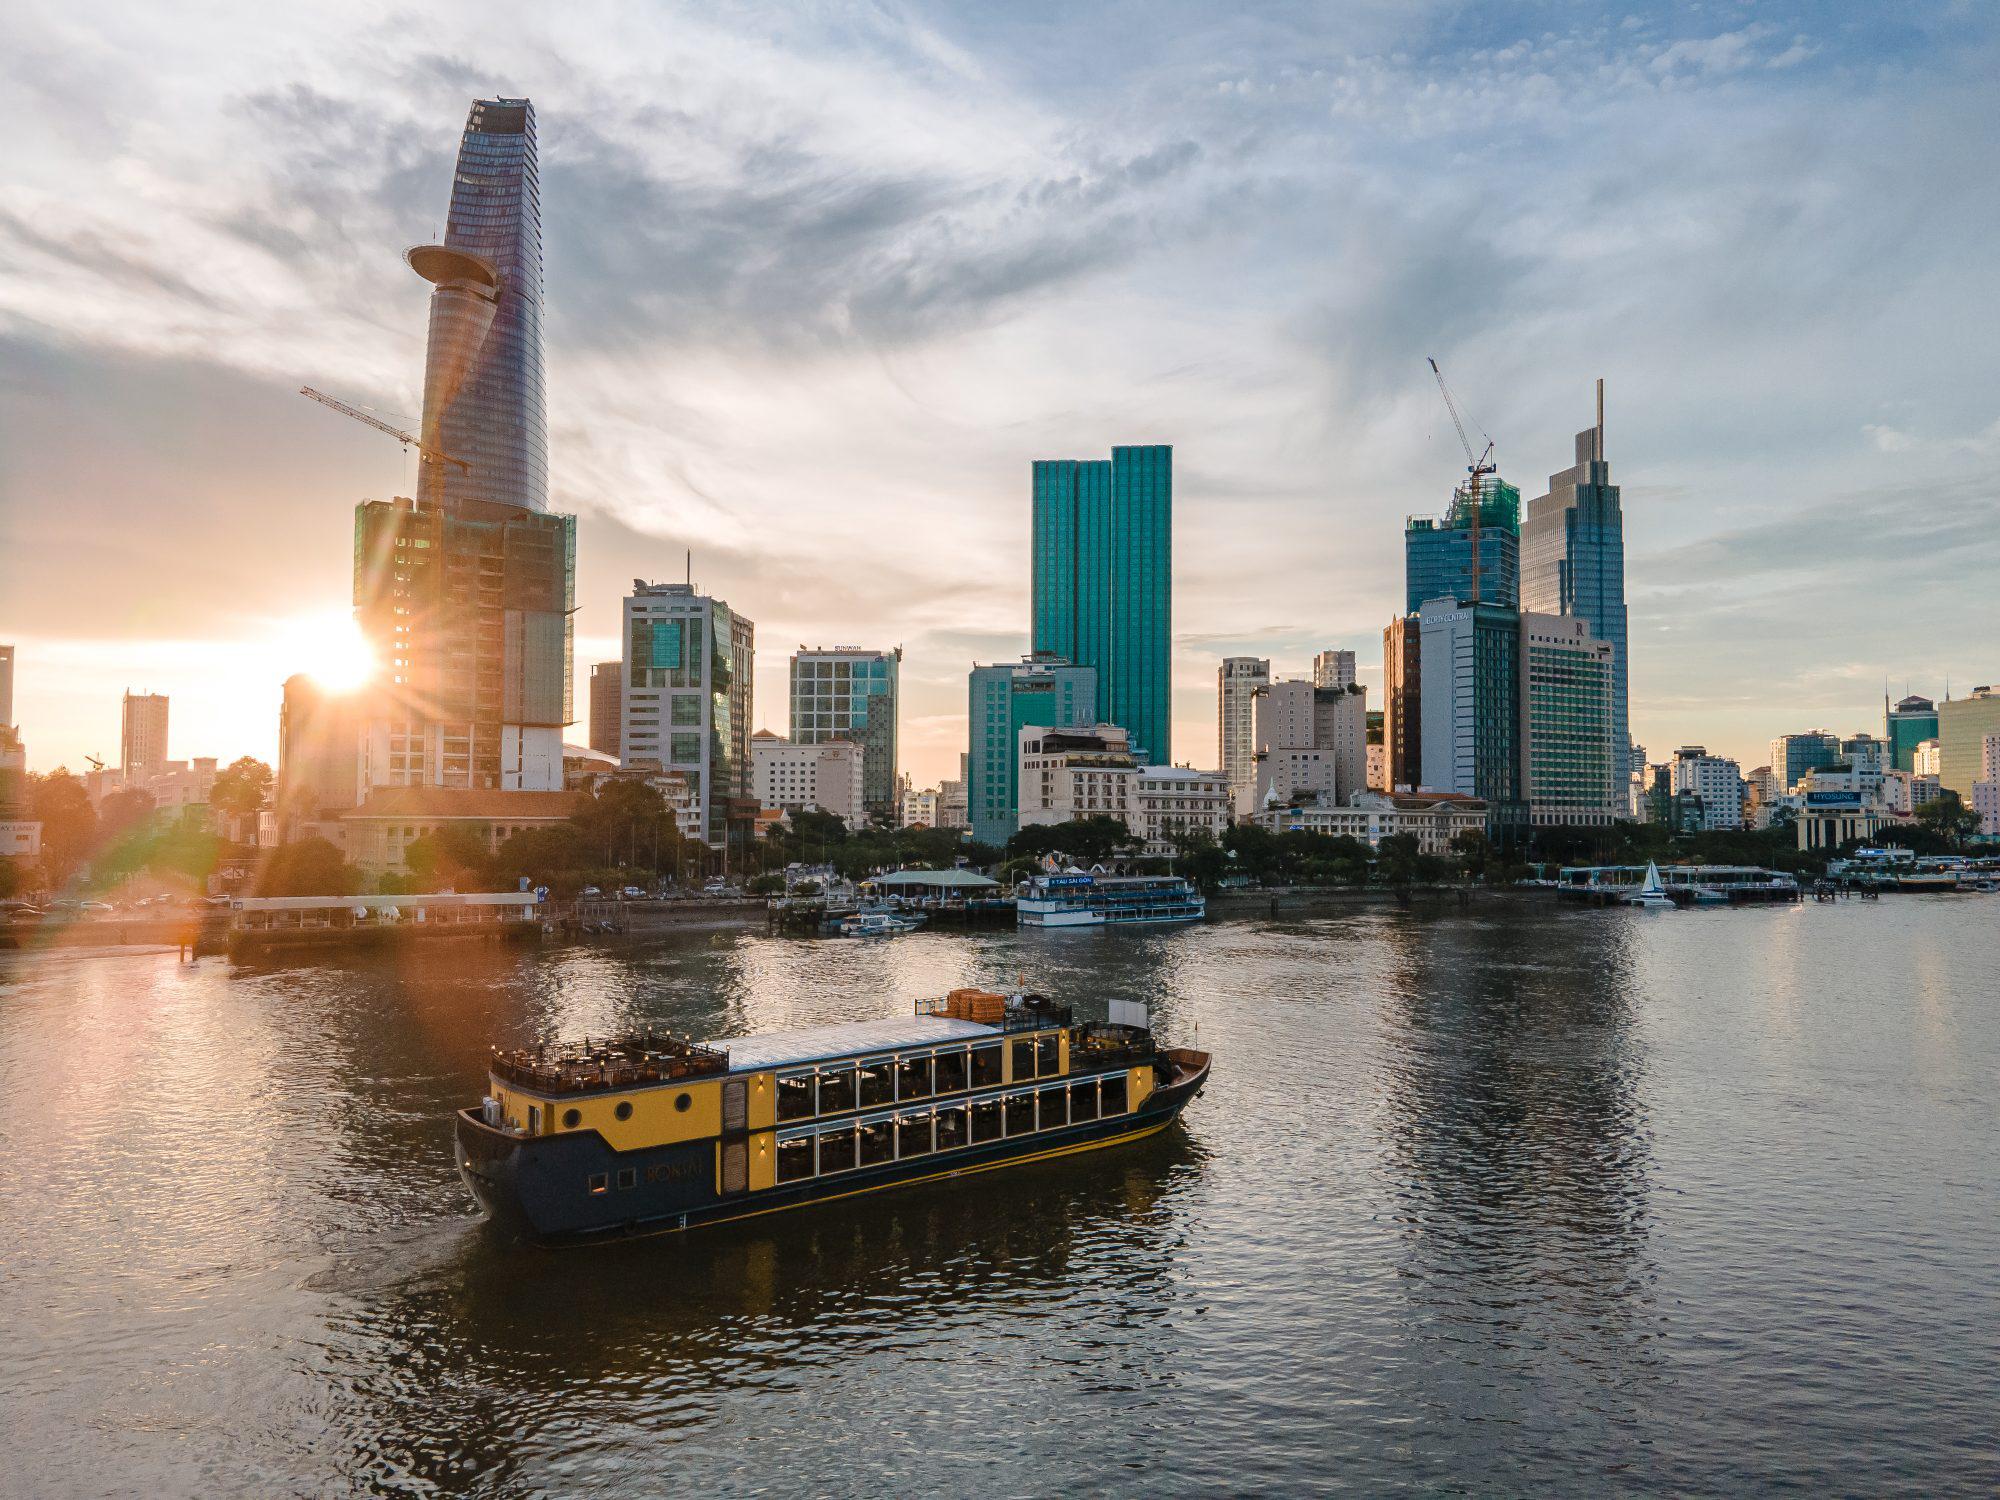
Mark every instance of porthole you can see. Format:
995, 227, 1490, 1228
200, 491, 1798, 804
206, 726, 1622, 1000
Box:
674, 1092, 693, 1113
562, 1108, 581, 1128
615, 1101, 633, 1121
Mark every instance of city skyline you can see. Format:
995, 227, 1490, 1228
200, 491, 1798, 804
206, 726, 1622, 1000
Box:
4, 5, 1998, 786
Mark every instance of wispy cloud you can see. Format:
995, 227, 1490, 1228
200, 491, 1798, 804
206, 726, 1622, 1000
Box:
2, 1, 1997, 778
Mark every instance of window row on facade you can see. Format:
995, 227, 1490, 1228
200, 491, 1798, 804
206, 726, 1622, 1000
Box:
775, 1034, 1066, 1123
776, 1074, 1130, 1183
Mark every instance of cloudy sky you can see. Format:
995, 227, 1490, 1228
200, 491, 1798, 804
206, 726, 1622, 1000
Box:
2, 0, 1996, 785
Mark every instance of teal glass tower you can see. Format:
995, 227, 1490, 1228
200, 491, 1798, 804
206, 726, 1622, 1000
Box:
967, 657, 1099, 847
1032, 445, 1172, 764
1405, 476, 1521, 615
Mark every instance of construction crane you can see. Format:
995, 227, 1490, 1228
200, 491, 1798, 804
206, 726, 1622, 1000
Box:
1427, 356, 1496, 604
298, 386, 471, 476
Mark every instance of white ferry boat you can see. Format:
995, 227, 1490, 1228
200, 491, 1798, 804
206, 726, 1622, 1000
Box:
1015, 871, 1206, 928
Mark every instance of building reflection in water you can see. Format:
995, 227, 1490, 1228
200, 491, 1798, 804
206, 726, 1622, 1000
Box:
1372, 907, 1660, 1426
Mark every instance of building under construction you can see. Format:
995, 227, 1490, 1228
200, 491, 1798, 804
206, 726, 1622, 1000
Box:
328, 98, 576, 795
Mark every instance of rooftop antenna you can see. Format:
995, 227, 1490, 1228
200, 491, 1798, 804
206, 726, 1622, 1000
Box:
1596, 377, 1605, 462
685, 549, 692, 588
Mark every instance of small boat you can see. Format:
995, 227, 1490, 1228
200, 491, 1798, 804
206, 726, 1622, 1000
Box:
837, 912, 922, 938
1625, 861, 1676, 910
455, 988, 1211, 1243
1690, 887, 1729, 906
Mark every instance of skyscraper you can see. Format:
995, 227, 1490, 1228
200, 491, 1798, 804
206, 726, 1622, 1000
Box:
1418, 599, 1524, 830
121, 691, 169, 776
1382, 615, 1422, 793
621, 581, 755, 853
409, 98, 547, 513
1518, 612, 1619, 826
1217, 656, 1269, 815
1405, 474, 1521, 614
789, 647, 901, 819
588, 662, 623, 758
350, 98, 574, 795
1521, 381, 1628, 784
1032, 445, 1172, 763
967, 656, 1098, 846
276, 674, 361, 841
1938, 687, 2000, 799
1885, 693, 1939, 772
1769, 730, 1841, 793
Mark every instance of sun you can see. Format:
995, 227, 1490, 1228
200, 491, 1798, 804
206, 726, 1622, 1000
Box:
278, 609, 375, 693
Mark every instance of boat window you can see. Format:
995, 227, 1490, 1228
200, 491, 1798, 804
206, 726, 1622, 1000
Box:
857, 1060, 893, 1108
1011, 1039, 1036, 1080
858, 1119, 894, 1167
1004, 1091, 1035, 1136
1069, 1080, 1099, 1122
933, 1050, 967, 1095
1102, 1074, 1128, 1116
777, 1073, 815, 1122
971, 1046, 1002, 1088
897, 1113, 933, 1158
615, 1101, 633, 1122
616, 1167, 637, 1190
1037, 1034, 1060, 1076
1038, 1085, 1068, 1129
818, 1066, 856, 1114
528, 1105, 542, 1134
971, 1097, 1003, 1143
777, 1135, 814, 1183
818, 1126, 857, 1174
562, 1108, 581, 1129
896, 1055, 932, 1100
587, 1172, 608, 1195
935, 1104, 968, 1150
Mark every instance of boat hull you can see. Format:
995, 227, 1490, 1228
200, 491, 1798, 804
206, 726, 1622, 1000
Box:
456, 1051, 1211, 1245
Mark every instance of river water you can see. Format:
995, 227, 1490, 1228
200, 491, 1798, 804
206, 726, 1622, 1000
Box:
2, 898, 1996, 1496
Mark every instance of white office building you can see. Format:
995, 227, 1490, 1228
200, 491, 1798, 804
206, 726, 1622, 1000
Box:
1218, 657, 1269, 816
1670, 745, 1744, 830
1253, 678, 1367, 812
621, 581, 754, 848
751, 732, 865, 829
1018, 724, 1135, 829
1130, 765, 1232, 853
1312, 650, 1357, 690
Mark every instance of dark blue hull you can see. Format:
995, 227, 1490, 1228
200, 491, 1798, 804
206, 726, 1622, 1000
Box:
456, 1052, 1210, 1245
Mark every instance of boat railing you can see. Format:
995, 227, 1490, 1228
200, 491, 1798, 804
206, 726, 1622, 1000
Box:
915, 994, 1074, 1032
489, 1034, 731, 1094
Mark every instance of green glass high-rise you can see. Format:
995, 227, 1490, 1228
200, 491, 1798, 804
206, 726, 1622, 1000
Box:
1032, 445, 1172, 764
966, 656, 1098, 847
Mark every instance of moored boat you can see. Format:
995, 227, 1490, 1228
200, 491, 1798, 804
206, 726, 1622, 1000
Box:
1015, 871, 1205, 928
1625, 861, 1676, 910
455, 988, 1210, 1243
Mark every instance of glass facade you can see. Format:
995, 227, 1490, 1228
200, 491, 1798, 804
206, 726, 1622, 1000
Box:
967, 658, 1098, 846
353, 496, 573, 790
1405, 476, 1521, 615
1770, 732, 1841, 793
1521, 411, 1628, 785
621, 584, 754, 848
789, 648, 901, 818
1885, 696, 1938, 773
1520, 615, 1616, 825
1032, 446, 1171, 764
413, 98, 548, 513
1419, 600, 1525, 832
